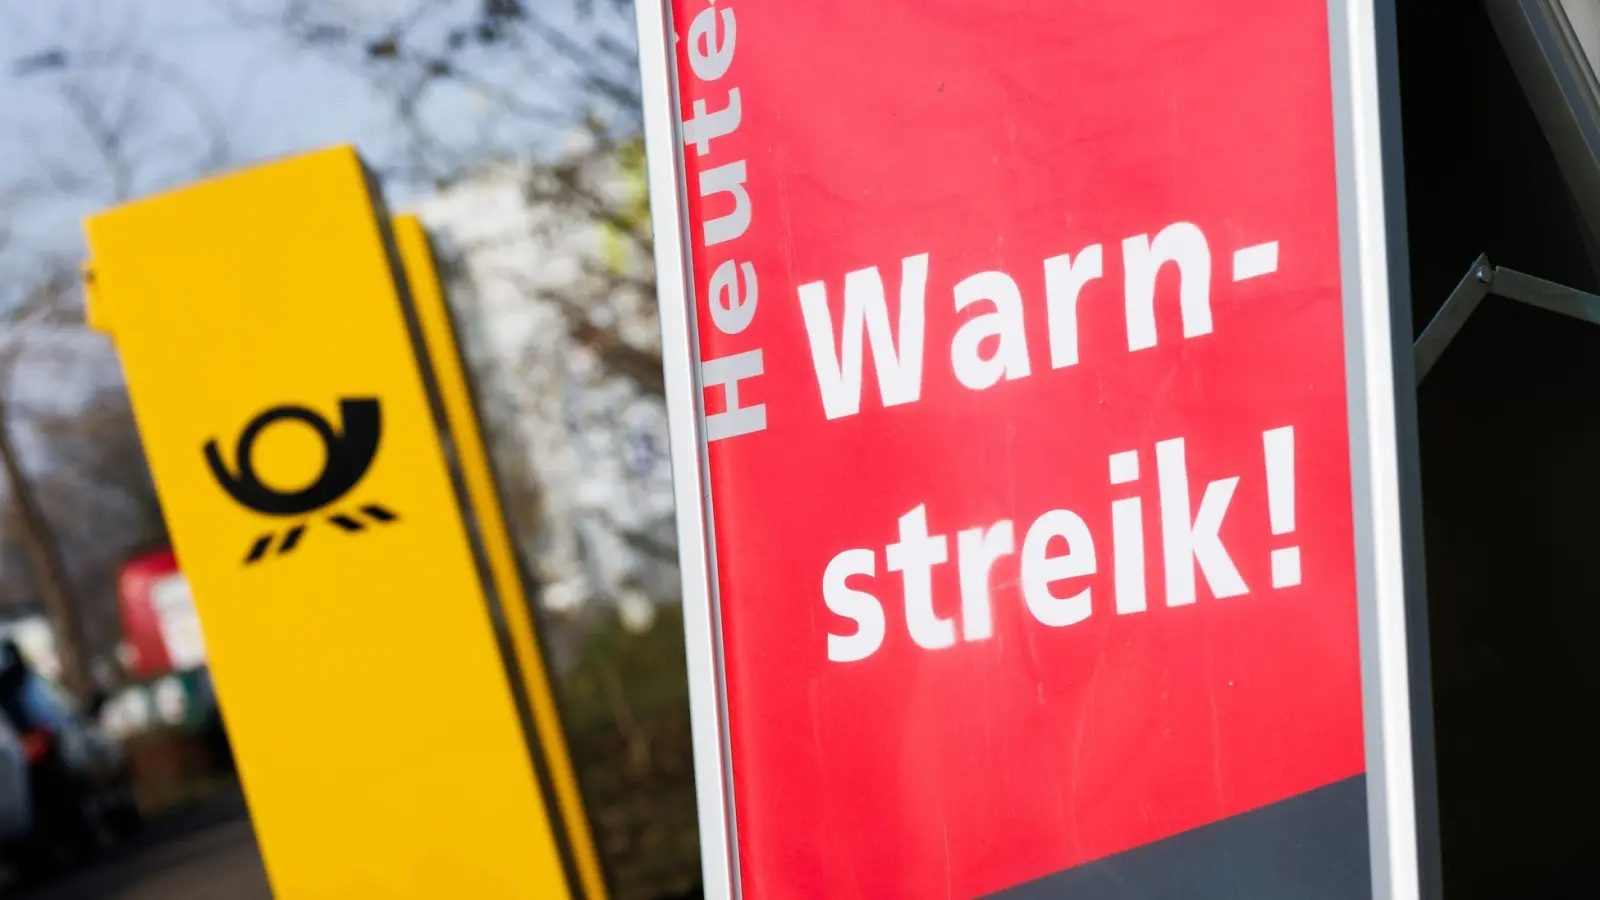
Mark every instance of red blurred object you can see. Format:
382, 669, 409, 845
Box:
21, 730, 53, 764
117, 547, 180, 679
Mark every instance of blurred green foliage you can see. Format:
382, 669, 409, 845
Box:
560, 608, 701, 900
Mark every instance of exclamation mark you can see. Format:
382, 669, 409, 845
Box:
1263, 426, 1300, 588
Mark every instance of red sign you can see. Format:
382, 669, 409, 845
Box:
118, 547, 181, 679
652, 1, 1414, 897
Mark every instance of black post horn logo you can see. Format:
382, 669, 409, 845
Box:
204, 398, 398, 565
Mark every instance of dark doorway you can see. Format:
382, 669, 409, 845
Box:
1398, 1, 1600, 895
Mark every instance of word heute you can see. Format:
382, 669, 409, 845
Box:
824, 428, 1301, 663
679, 4, 770, 442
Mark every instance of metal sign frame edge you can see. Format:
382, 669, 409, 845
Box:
635, 1, 742, 898
1327, 1, 1439, 898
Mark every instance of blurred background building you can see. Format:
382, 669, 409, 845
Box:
418, 147, 678, 640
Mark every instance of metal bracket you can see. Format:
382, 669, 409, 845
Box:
1414, 254, 1600, 384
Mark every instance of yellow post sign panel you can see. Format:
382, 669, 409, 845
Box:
83, 147, 605, 900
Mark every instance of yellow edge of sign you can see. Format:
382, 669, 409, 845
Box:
392, 214, 609, 900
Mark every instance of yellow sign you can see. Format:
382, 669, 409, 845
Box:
84, 147, 606, 900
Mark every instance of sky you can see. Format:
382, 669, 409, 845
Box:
0, 0, 629, 387
2, 1, 384, 255
0, 0, 617, 259
0, 0, 432, 453
0, 0, 632, 473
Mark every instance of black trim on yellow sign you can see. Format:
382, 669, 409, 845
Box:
373, 206, 591, 898
388, 211, 609, 900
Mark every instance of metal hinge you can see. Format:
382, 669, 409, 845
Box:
1415, 254, 1600, 384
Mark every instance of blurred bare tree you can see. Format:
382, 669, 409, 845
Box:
0, 250, 98, 697
238, 0, 674, 616
1, 8, 227, 693
249, 0, 659, 384
238, 0, 641, 185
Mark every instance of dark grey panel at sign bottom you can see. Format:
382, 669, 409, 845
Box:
989, 776, 1370, 899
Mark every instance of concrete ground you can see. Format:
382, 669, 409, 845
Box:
7, 788, 271, 900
